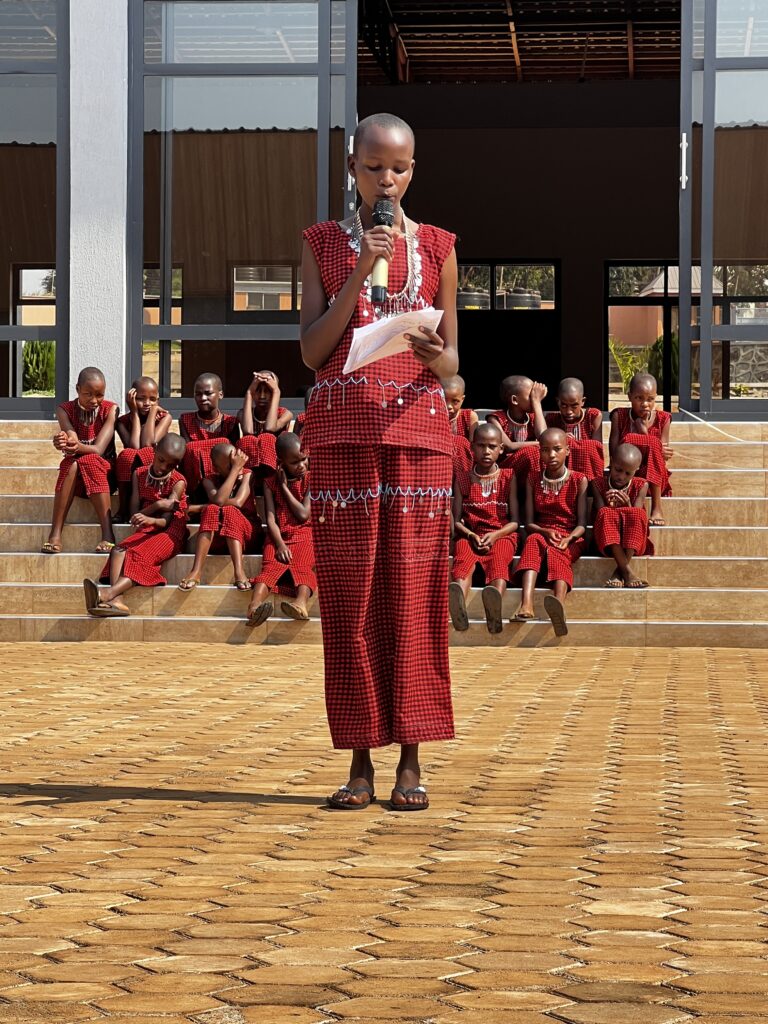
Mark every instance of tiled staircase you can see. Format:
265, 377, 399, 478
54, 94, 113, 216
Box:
0, 419, 766, 646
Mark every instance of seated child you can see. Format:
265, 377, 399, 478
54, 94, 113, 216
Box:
449, 422, 519, 635
179, 372, 240, 496
44, 366, 118, 555
443, 373, 478, 473
488, 376, 548, 480
513, 427, 588, 637
545, 376, 605, 480
237, 370, 292, 474
609, 372, 673, 526
246, 433, 315, 627
178, 444, 260, 593
115, 376, 172, 521
592, 442, 654, 590
82, 433, 188, 617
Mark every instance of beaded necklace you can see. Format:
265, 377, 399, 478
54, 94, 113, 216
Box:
350, 209, 422, 318
196, 411, 223, 434
472, 463, 500, 499
541, 465, 570, 494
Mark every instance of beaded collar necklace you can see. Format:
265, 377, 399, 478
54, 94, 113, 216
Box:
76, 402, 98, 425
472, 463, 499, 498
352, 209, 419, 316
196, 411, 222, 433
541, 465, 570, 494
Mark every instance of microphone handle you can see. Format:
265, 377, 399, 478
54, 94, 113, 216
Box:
371, 255, 388, 305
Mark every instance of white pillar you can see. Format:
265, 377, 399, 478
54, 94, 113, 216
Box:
68, 0, 128, 406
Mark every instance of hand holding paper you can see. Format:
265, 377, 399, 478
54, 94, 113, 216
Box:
343, 307, 444, 375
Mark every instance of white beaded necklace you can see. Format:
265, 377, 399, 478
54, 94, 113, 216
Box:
352, 209, 419, 316
541, 465, 570, 494
472, 463, 499, 498
146, 466, 173, 493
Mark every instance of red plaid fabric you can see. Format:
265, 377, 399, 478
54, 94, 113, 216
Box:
613, 407, 672, 495
450, 408, 475, 439
452, 468, 518, 583
100, 467, 188, 586
452, 536, 518, 584
179, 412, 240, 491
501, 444, 541, 479
310, 444, 454, 750
252, 472, 316, 596
488, 409, 537, 442
592, 474, 654, 556
514, 470, 587, 590
545, 407, 601, 440
236, 432, 278, 472
302, 221, 455, 456
199, 469, 259, 550
452, 435, 473, 473
55, 400, 118, 496
115, 409, 169, 483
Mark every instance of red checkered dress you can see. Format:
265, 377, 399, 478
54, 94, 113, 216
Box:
115, 409, 171, 483
452, 468, 518, 584
252, 471, 316, 596
303, 218, 456, 750
545, 408, 605, 480
100, 467, 188, 586
55, 400, 117, 496
450, 408, 475, 439
515, 470, 587, 591
612, 407, 672, 495
199, 469, 260, 551
592, 474, 654, 557
488, 409, 541, 480
452, 435, 473, 473
179, 412, 240, 492
236, 405, 290, 472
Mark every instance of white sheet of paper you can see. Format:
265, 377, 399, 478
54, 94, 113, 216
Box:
343, 306, 444, 375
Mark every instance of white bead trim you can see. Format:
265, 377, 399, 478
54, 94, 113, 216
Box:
311, 483, 453, 522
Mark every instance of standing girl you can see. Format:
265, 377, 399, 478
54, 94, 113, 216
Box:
300, 113, 458, 812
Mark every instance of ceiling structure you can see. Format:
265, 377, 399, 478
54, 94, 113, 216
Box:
359, 0, 681, 84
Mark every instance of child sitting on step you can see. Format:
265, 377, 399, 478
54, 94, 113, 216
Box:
449, 421, 519, 635
179, 373, 240, 498
513, 427, 588, 637
44, 366, 118, 555
592, 442, 654, 589
443, 373, 478, 473
178, 443, 260, 593
246, 432, 315, 627
544, 376, 605, 481
237, 370, 292, 475
114, 376, 172, 521
83, 433, 188, 617
487, 375, 548, 481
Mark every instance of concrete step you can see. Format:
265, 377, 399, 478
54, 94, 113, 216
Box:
670, 442, 768, 468
600, 421, 766, 442
1, 612, 766, 647
3, 583, 764, 624
2, 552, 765, 588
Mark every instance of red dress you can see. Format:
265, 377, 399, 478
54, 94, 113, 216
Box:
115, 409, 171, 483
99, 467, 188, 586
303, 219, 456, 749
199, 469, 260, 552
252, 472, 316, 597
452, 435, 473, 473
612, 407, 672, 495
592, 474, 654, 557
488, 409, 541, 480
515, 470, 587, 591
55, 400, 117, 496
179, 411, 240, 492
450, 408, 475, 440
544, 408, 605, 481
452, 468, 518, 584
236, 405, 290, 472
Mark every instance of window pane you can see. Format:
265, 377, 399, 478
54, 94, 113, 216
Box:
608, 265, 664, 297
726, 264, 768, 296
0, 77, 56, 330
0, 0, 57, 62
144, 76, 317, 325
667, 266, 725, 297
144, 1, 319, 63
330, 74, 346, 221
331, 0, 345, 63
716, 0, 768, 57
495, 264, 555, 309
457, 266, 490, 309
233, 265, 294, 311
608, 305, 664, 405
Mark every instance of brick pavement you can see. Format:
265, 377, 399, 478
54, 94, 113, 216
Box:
0, 643, 766, 1022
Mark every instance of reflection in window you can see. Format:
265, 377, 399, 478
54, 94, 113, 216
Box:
726, 264, 768, 296
716, 0, 768, 58
0, 1, 57, 62
331, 1, 345, 62
609, 265, 665, 298
143, 267, 183, 325
144, 1, 319, 64
457, 265, 490, 309
495, 264, 555, 309
15, 268, 55, 326
233, 265, 297, 311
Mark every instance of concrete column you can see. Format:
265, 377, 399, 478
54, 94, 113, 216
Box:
68, 0, 128, 406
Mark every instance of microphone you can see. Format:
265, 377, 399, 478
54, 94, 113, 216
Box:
370, 199, 395, 305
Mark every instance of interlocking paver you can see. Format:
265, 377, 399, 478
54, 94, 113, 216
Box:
0, 643, 768, 1023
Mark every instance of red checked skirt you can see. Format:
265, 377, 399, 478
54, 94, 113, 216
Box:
55, 400, 117, 496
613, 408, 672, 495
236, 432, 278, 473
515, 472, 587, 591
252, 473, 316, 596
592, 475, 654, 557
452, 435, 473, 473
311, 444, 455, 750
116, 446, 154, 483
452, 468, 518, 584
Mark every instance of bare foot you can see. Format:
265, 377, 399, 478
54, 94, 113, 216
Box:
623, 569, 648, 589
513, 604, 535, 621
328, 753, 375, 809
649, 507, 666, 526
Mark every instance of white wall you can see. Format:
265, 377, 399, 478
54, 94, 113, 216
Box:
68, 0, 128, 406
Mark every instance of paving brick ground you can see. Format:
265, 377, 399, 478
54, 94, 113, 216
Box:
0, 643, 766, 1022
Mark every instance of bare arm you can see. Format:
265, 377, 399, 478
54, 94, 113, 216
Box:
591, 479, 606, 511
278, 471, 311, 524
404, 248, 459, 381
633, 481, 650, 508
487, 413, 538, 453
530, 382, 548, 438
452, 485, 476, 542
73, 406, 117, 457
591, 409, 604, 441
608, 410, 621, 459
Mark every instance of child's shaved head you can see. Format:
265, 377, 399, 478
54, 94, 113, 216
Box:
539, 426, 567, 446
353, 112, 415, 155
157, 433, 186, 461
195, 372, 223, 391
77, 366, 105, 387
628, 372, 657, 395
500, 375, 532, 402
441, 374, 466, 396
211, 442, 236, 469
558, 377, 584, 399
276, 432, 302, 460
475, 421, 502, 444
614, 443, 643, 471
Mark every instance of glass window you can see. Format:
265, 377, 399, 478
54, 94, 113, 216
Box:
495, 264, 555, 309
330, 74, 346, 221
144, 75, 317, 324
457, 265, 490, 309
331, 1, 345, 63
16, 268, 55, 326
143, 267, 183, 325
0, 0, 57, 63
608, 265, 665, 298
144, 1, 319, 64
608, 305, 665, 401
726, 264, 768, 295
233, 265, 295, 311
716, 0, 768, 57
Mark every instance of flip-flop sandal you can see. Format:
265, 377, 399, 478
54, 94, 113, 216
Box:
177, 578, 199, 591
604, 577, 625, 588
233, 579, 253, 591
280, 600, 309, 621
82, 578, 100, 612
327, 783, 375, 810
448, 582, 469, 631
544, 594, 568, 637
246, 600, 273, 628
389, 785, 429, 812
89, 601, 130, 618
94, 541, 116, 554
481, 586, 503, 634
626, 578, 649, 589
40, 542, 62, 554
649, 518, 666, 527
512, 610, 534, 622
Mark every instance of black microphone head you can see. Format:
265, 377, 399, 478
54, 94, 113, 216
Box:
372, 199, 395, 227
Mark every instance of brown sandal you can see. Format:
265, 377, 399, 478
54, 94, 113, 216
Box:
234, 579, 253, 591
177, 577, 199, 592
280, 600, 309, 621
41, 541, 62, 554
246, 600, 273, 627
